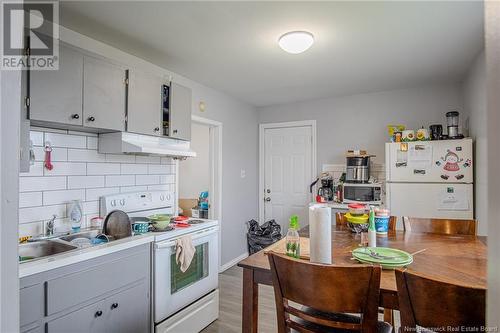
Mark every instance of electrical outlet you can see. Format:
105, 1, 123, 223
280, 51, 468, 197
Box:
240, 169, 246, 178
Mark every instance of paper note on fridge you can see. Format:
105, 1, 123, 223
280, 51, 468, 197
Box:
437, 188, 469, 211
408, 144, 432, 168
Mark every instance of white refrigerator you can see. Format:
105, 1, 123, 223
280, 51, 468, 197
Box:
385, 139, 474, 228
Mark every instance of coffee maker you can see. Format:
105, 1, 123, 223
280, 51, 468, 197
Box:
317, 177, 334, 201
446, 111, 463, 139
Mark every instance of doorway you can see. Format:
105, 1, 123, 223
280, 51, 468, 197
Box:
259, 121, 316, 232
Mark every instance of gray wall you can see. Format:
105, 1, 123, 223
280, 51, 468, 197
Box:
463, 50, 487, 235
258, 83, 464, 170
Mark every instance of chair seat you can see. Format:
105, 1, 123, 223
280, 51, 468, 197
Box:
292, 307, 392, 333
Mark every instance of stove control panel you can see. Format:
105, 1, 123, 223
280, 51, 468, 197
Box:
100, 191, 174, 216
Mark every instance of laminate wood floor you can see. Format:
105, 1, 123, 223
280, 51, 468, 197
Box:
202, 265, 399, 333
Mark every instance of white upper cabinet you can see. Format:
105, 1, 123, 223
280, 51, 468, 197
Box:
30, 44, 84, 126
83, 56, 126, 131
169, 82, 192, 141
127, 69, 163, 136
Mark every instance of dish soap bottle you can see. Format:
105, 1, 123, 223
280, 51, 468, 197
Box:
286, 215, 300, 258
368, 206, 377, 248
69, 200, 83, 232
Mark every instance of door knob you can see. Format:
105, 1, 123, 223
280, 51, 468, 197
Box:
111, 303, 119, 309
266, 189, 271, 193
94, 310, 103, 317
265, 197, 271, 202
173, 129, 178, 134
72, 114, 80, 119
88, 116, 95, 122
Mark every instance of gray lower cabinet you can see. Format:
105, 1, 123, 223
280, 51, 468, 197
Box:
20, 243, 151, 333
83, 56, 126, 131
29, 44, 84, 126
169, 82, 192, 141
127, 69, 163, 136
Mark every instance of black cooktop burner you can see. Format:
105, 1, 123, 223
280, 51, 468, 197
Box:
149, 225, 175, 232
188, 219, 204, 224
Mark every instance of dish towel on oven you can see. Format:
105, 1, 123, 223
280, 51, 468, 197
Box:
176, 235, 196, 272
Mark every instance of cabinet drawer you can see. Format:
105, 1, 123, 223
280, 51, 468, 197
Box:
46, 250, 148, 316
20, 284, 43, 329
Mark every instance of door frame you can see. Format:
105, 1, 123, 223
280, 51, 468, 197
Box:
184, 115, 223, 271
258, 120, 317, 223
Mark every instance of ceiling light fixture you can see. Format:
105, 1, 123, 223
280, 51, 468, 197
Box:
278, 31, 314, 54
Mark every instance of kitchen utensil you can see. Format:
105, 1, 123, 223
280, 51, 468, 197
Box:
70, 237, 92, 248
148, 214, 172, 230
402, 130, 415, 142
429, 124, 443, 140
133, 221, 150, 234
103, 210, 132, 240
44, 142, 53, 170
352, 247, 413, 269
317, 177, 334, 201
446, 111, 460, 138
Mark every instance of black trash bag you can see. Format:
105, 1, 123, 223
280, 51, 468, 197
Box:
246, 219, 282, 255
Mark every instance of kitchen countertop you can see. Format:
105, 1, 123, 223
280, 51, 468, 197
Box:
19, 218, 219, 278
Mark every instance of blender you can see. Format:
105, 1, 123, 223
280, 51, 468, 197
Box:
446, 111, 462, 139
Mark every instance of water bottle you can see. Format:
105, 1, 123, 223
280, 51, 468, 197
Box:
286, 215, 300, 258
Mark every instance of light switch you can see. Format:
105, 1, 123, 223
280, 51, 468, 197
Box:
240, 169, 246, 178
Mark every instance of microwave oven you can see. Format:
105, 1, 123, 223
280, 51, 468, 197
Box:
342, 183, 382, 205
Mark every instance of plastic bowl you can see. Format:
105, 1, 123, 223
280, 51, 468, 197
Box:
348, 204, 367, 216
345, 213, 369, 233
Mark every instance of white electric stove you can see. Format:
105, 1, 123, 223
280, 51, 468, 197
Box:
100, 191, 219, 333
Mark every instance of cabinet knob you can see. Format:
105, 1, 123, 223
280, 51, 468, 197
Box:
94, 310, 103, 318
72, 114, 80, 119
111, 303, 119, 310
154, 127, 160, 132
88, 116, 95, 122
173, 129, 178, 134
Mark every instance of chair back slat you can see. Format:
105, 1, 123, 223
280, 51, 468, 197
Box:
268, 252, 381, 333
395, 269, 486, 331
402, 217, 476, 235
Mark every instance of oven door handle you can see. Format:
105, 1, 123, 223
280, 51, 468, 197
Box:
154, 226, 218, 249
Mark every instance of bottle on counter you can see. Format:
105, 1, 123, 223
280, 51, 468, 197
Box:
69, 200, 83, 232
286, 215, 300, 258
368, 206, 377, 248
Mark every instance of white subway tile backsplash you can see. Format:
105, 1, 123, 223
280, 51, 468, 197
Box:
136, 175, 160, 185
19, 204, 67, 224
106, 154, 136, 163
19, 192, 43, 208
43, 189, 85, 205
19, 129, 177, 234
85, 187, 120, 201
148, 164, 172, 175
87, 137, 98, 149
44, 162, 86, 176
87, 163, 121, 175
121, 163, 148, 175
120, 185, 148, 193
68, 149, 106, 162
45, 132, 86, 148
30, 131, 44, 146
106, 175, 135, 187
20, 176, 67, 192
67, 176, 105, 189
136, 155, 161, 164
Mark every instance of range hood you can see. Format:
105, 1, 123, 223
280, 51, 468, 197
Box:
98, 132, 196, 158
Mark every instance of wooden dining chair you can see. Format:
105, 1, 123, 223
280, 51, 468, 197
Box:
267, 252, 392, 333
395, 269, 486, 332
402, 217, 477, 235
336, 212, 397, 231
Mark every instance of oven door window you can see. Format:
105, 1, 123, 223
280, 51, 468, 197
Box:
170, 242, 209, 294
344, 187, 374, 202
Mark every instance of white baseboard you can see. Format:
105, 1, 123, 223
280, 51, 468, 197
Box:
219, 252, 249, 273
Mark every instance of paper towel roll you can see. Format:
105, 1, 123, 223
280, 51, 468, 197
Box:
309, 205, 332, 264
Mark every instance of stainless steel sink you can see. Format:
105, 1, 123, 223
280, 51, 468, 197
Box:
58, 229, 101, 242
19, 240, 78, 262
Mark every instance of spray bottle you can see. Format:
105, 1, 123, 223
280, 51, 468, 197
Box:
368, 206, 377, 248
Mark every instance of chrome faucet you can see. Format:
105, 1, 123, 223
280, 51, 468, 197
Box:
45, 215, 56, 236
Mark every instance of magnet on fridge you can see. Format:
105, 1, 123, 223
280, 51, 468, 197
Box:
400, 143, 408, 152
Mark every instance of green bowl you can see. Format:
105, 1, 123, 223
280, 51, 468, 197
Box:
148, 214, 172, 230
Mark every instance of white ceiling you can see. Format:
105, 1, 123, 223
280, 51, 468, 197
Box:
60, 1, 484, 107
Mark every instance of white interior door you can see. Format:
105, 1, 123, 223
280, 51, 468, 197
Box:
263, 125, 313, 232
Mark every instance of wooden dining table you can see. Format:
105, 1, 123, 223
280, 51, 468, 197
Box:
237, 225, 487, 333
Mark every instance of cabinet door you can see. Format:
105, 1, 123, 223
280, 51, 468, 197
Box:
47, 300, 106, 333
30, 44, 83, 125
106, 280, 150, 333
83, 56, 126, 131
127, 69, 162, 136
169, 82, 192, 141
